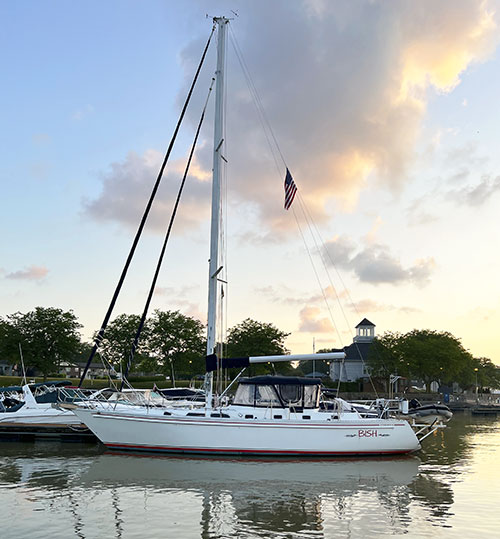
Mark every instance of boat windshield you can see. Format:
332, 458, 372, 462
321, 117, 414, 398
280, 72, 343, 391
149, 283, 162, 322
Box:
233, 381, 320, 409
255, 385, 281, 407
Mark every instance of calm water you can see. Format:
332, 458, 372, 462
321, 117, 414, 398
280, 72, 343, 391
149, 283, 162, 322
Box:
0, 413, 499, 538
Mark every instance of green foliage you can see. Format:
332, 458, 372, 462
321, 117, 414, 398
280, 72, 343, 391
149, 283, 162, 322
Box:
6, 307, 82, 379
0, 317, 22, 364
98, 313, 151, 371
367, 332, 407, 383
367, 329, 494, 392
147, 310, 205, 382
463, 357, 500, 390
226, 318, 290, 375
399, 330, 472, 391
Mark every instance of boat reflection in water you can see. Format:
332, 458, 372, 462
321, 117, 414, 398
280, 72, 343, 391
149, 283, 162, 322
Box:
1, 414, 496, 538
1, 444, 421, 538
84, 453, 421, 537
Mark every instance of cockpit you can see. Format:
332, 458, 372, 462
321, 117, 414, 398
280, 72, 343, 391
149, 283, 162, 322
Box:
232, 376, 321, 409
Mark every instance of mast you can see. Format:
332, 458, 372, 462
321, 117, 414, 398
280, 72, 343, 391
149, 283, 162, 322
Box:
205, 16, 229, 410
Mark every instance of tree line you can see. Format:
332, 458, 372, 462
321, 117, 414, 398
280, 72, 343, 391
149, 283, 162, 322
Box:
0, 306, 289, 381
366, 329, 500, 392
1, 307, 498, 391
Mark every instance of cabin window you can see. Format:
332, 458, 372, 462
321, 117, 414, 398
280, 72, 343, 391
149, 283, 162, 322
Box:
255, 385, 281, 407
278, 384, 301, 405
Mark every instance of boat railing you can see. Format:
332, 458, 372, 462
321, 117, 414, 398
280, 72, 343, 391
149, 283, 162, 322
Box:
56, 386, 206, 411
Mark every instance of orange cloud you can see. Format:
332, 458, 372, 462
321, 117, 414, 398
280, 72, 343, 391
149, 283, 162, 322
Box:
298, 306, 333, 333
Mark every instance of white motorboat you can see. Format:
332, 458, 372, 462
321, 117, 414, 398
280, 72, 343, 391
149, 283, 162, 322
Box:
72, 17, 437, 456
0, 382, 93, 440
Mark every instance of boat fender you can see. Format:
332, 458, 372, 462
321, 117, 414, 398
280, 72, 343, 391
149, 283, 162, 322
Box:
401, 400, 409, 414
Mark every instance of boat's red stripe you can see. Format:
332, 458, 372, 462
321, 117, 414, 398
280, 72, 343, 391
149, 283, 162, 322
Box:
105, 443, 412, 455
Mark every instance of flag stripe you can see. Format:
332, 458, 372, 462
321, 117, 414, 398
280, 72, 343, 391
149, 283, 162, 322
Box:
284, 168, 297, 210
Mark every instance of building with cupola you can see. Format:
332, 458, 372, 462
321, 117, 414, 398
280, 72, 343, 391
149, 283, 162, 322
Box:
329, 318, 376, 382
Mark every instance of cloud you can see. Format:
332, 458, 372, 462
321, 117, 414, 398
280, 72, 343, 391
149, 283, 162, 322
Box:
448, 174, 500, 206
349, 298, 420, 314
254, 284, 346, 308
5, 265, 48, 281
363, 216, 383, 244
152, 285, 205, 322
406, 193, 440, 226
444, 142, 488, 169
189, 0, 499, 224
323, 235, 435, 285
83, 150, 212, 234
85, 1, 500, 237
298, 306, 333, 333
407, 141, 495, 223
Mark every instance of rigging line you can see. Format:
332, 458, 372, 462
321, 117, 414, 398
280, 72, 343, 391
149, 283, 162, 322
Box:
228, 28, 283, 178
230, 26, 343, 371
230, 27, 370, 389
297, 191, 379, 397
296, 192, 346, 348
300, 193, 358, 332
78, 24, 216, 387
292, 191, 349, 396
94, 348, 121, 391
121, 78, 216, 387
230, 26, 287, 170
290, 203, 343, 348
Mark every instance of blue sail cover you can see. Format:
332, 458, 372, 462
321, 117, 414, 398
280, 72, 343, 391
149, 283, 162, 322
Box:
205, 354, 250, 372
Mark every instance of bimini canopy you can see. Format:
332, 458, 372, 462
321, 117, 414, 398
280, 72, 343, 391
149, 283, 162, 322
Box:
233, 376, 321, 409
238, 375, 321, 386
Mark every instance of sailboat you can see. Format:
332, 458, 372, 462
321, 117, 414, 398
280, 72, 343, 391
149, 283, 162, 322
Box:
71, 17, 423, 456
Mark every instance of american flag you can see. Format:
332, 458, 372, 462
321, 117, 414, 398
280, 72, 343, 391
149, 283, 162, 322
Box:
284, 168, 297, 210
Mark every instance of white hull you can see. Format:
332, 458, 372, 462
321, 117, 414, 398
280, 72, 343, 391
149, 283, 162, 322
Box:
74, 406, 420, 456
0, 406, 83, 427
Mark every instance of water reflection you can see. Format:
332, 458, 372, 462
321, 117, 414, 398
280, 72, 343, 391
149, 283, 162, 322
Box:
0, 447, 420, 538
0, 414, 499, 539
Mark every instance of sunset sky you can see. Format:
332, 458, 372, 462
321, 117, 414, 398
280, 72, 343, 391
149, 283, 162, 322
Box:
2, 0, 500, 365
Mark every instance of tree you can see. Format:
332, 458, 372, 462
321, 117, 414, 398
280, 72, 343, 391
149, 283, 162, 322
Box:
366, 332, 408, 389
0, 317, 22, 366
97, 313, 151, 373
399, 330, 472, 392
147, 310, 205, 384
226, 319, 290, 375
367, 329, 477, 393
471, 357, 500, 391
7, 307, 82, 379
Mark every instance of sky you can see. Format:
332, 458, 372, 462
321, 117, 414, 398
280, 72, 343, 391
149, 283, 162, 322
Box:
2, 0, 500, 365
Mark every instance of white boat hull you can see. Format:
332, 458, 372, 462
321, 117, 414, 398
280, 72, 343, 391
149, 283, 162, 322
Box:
0, 407, 82, 427
0, 402, 92, 439
74, 407, 420, 456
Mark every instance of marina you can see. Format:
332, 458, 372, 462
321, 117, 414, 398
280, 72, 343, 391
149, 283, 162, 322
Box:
2, 2, 500, 537
0, 412, 499, 538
